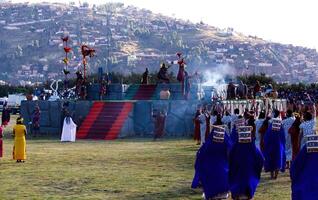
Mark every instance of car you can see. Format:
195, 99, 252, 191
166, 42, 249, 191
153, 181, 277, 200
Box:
0, 97, 8, 112
7, 94, 26, 114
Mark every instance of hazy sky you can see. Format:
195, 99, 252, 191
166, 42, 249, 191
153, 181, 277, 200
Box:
10, 0, 318, 49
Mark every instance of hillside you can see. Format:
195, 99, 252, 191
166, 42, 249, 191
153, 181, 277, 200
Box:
0, 2, 317, 85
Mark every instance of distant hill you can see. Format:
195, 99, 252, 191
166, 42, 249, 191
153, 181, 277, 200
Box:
0, 2, 318, 85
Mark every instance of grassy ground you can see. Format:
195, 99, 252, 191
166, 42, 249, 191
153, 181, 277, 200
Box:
0, 138, 290, 200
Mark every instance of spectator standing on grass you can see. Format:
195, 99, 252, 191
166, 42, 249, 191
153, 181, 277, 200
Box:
193, 109, 201, 145
299, 103, 316, 147
61, 112, 77, 142
289, 114, 302, 160
282, 110, 295, 168
0, 125, 3, 159
1, 103, 10, 127
32, 106, 41, 137
12, 117, 27, 163
255, 110, 266, 150
198, 108, 207, 145
153, 110, 166, 141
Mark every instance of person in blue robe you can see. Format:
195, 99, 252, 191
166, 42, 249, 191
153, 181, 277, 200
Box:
230, 117, 245, 145
192, 125, 232, 199
229, 126, 264, 200
263, 110, 286, 179
290, 135, 318, 200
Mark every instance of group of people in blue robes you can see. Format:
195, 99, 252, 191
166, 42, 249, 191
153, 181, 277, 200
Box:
192, 122, 264, 200
192, 108, 287, 199
192, 104, 318, 200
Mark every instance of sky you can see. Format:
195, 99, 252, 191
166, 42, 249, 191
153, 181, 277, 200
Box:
9, 0, 318, 49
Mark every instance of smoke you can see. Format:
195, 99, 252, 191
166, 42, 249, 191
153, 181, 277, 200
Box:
201, 64, 236, 87
200, 64, 236, 98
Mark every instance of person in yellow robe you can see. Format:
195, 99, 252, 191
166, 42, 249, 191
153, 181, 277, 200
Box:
12, 117, 26, 163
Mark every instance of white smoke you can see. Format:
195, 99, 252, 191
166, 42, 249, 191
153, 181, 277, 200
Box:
201, 64, 236, 86
201, 64, 236, 99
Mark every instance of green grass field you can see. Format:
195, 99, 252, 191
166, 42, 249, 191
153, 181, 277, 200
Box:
0, 138, 290, 200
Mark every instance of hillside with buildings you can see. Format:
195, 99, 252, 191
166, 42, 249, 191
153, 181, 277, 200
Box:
0, 2, 318, 85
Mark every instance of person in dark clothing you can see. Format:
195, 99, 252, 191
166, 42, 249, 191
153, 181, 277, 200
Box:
2, 103, 10, 126
157, 63, 170, 83
141, 68, 149, 85
153, 110, 166, 140
227, 82, 236, 99
32, 106, 41, 137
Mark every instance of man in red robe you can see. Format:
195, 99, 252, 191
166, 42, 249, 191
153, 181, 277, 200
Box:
153, 110, 166, 140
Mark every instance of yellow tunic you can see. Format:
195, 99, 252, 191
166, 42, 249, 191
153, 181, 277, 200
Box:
13, 124, 26, 160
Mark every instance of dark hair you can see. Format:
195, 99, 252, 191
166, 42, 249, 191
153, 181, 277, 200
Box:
225, 111, 230, 116
273, 109, 280, 118
234, 108, 240, 115
195, 110, 200, 118
258, 111, 266, 119
263, 117, 271, 127
16, 117, 23, 125
286, 109, 293, 118
214, 114, 223, 125
304, 111, 312, 121
213, 110, 218, 116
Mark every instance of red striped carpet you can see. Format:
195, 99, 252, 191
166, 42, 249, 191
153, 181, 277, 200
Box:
76, 102, 134, 140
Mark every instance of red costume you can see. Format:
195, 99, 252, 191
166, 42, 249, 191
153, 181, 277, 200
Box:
154, 112, 166, 139
193, 111, 201, 141
0, 126, 3, 158
289, 116, 301, 160
174, 52, 186, 96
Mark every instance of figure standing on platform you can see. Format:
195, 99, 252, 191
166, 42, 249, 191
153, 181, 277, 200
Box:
157, 63, 170, 83
227, 81, 236, 99
169, 52, 187, 96
13, 117, 27, 163
141, 68, 149, 85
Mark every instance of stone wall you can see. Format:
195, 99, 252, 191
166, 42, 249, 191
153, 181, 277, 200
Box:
21, 100, 93, 135
21, 100, 201, 138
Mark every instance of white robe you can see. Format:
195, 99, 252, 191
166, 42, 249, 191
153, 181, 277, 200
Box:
199, 114, 206, 145
61, 117, 77, 142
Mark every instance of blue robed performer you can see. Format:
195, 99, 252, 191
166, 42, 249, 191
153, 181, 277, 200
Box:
192, 125, 232, 199
263, 110, 286, 179
290, 135, 318, 200
229, 126, 264, 200
230, 117, 246, 145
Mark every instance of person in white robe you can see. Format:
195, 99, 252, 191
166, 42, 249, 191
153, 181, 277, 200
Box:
61, 116, 77, 142
198, 111, 206, 145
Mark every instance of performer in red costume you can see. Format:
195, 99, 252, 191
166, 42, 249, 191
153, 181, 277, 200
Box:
171, 52, 187, 97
